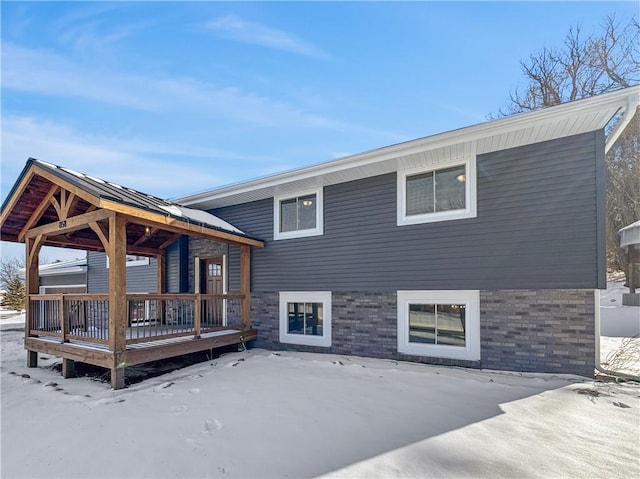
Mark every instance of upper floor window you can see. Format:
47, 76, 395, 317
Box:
397, 157, 476, 226
274, 189, 324, 240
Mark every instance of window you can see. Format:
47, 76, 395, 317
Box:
397, 290, 480, 361
274, 189, 323, 240
397, 158, 476, 225
279, 291, 332, 347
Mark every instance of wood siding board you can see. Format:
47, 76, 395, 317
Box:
213, 131, 601, 292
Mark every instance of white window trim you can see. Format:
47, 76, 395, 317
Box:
279, 291, 332, 347
397, 290, 480, 361
273, 188, 324, 240
397, 157, 477, 226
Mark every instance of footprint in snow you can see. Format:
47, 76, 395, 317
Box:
171, 405, 189, 413
188, 388, 200, 395
226, 358, 245, 367
94, 397, 126, 405
153, 381, 174, 392
204, 418, 223, 433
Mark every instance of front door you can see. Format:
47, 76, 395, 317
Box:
201, 257, 224, 326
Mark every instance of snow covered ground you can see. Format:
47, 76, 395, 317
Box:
1, 283, 639, 478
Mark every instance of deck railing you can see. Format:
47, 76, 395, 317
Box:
27, 293, 245, 347
28, 294, 110, 345
125, 293, 243, 344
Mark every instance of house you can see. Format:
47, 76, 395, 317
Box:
173, 85, 639, 377
31, 258, 88, 294
619, 221, 640, 306
1, 86, 638, 388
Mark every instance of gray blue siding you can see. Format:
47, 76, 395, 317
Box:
87, 251, 158, 293
216, 131, 604, 292
40, 273, 86, 288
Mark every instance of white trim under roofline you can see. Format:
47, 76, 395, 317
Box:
176, 86, 640, 208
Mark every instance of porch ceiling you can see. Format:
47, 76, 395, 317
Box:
0, 158, 264, 253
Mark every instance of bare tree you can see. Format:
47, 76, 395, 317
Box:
496, 14, 640, 278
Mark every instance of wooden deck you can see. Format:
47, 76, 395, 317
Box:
26, 328, 257, 369
25, 293, 257, 386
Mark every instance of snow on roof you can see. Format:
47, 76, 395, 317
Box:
29, 159, 253, 240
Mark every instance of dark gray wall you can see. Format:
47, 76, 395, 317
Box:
87, 251, 158, 293
40, 272, 86, 288
215, 131, 605, 292
166, 236, 189, 293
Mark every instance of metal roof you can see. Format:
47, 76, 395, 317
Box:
1, 159, 264, 250
175, 85, 640, 210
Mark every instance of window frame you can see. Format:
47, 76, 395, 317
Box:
273, 188, 324, 240
279, 291, 332, 347
397, 290, 480, 361
397, 157, 477, 226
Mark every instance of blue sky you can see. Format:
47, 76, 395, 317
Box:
1, 1, 637, 262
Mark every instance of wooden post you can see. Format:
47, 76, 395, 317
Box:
60, 294, 68, 343
194, 294, 201, 338
62, 359, 76, 378
628, 245, 637, 294
240, 245, 251, 331
25, 235, 43, 368
108, 214, 127, 389
157, 252, 166, 323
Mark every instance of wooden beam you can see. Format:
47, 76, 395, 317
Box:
88, 221, 110, 251
25, 338, 114, 369
0, 170, 35, 226
30, 165, 100, 208
240, 245, 251, 331
28, 234, 46, 269
25, 208, 113, 239
103, 201, 264, 247
158, 233, 181, 250
49, 194, 62, 219
17, 184, 59, 241
133, 227, 158, 246
123, 329, 257, 366
61, 192, 76, 220
43, 236, 161, 256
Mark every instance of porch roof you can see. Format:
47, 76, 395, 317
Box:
1, 158, 264, 253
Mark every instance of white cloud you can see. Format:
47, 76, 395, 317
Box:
1, 42, 371, 132
205, 14, 329, 58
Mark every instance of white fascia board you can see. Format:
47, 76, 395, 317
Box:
38, 266, 87, 277
176, 86, 640, 208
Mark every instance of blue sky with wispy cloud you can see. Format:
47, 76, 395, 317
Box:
1, 1, 637, 261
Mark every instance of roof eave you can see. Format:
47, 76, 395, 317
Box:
176, 85, 640, 209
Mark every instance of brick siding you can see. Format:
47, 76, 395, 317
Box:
248, 289, 596, 377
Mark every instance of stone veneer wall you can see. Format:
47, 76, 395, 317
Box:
480, 289, 595, 376
187, 239, 228, 293
249, 289, 596, 377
